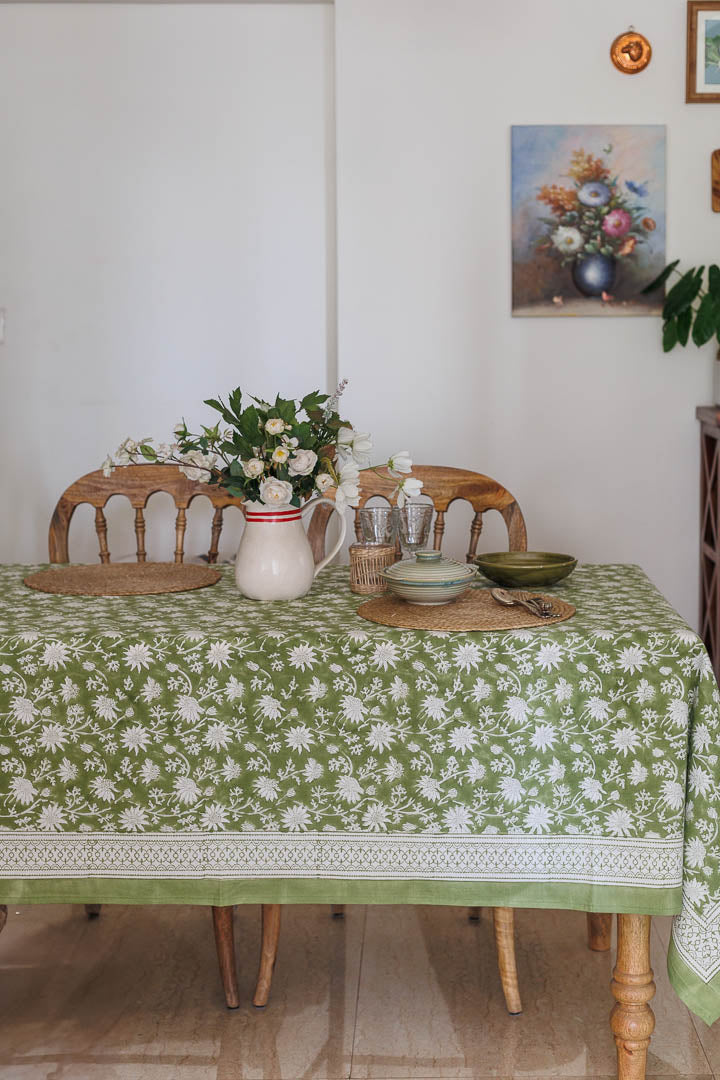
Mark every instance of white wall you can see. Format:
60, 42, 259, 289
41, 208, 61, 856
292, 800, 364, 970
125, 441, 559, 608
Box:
334, 0, 713, 626
0, 0, 713, 625
0, 2, 333, 562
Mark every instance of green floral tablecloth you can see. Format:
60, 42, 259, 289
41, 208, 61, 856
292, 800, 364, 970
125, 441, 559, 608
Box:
0, 563, 718, 1022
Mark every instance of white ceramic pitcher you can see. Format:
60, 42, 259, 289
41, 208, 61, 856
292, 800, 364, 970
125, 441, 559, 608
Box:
234, 499, 347, 601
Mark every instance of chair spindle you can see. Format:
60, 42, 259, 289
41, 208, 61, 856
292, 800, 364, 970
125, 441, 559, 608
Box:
174, 507, 187, 564
467, 511, 484, 562
208, 507, 224, 564
433, 510, 445, 550
94, 508, 110, 563
134, 508, 147, 562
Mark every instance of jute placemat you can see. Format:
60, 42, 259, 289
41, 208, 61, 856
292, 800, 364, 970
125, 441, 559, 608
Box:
357, 588, 575, 632
24, 563, 221, 597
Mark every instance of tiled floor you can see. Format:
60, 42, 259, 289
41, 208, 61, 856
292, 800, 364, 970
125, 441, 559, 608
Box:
0, 904, 714, 1080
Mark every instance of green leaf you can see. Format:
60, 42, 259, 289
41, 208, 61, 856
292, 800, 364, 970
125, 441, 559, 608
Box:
300, 391, 329, 414
663, 267, 704, 319
228, 388, 243, 422
139, 444, 156, 460
663, 318, 679, 352
225, 484, 246, 499
274, 396, 296, 424
710, 265, 720, 300
641, 259, 680, 294
677, 307, 692, 346
229, 459, 244, 477
693, 293, 718, 346
238, 405, 261, 443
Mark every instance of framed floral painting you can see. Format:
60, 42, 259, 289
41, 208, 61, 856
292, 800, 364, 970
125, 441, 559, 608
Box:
687, 1, 720, 102
511, 125, 666, 317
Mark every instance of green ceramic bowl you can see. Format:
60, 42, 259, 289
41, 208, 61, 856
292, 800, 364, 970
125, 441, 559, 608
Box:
473, 551, 577, 588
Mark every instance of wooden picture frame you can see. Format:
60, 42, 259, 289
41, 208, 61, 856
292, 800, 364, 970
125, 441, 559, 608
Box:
687, 1, 720, 102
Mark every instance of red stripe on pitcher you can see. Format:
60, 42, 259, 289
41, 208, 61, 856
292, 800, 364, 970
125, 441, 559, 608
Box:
245, 509, 302, 522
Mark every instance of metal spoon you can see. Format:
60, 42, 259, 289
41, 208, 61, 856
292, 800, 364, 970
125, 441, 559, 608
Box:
490, 588, 554, 618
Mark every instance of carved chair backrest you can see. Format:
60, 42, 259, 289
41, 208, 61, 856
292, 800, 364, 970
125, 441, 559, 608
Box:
306, 465, 527, 563
48, 465, 244, 564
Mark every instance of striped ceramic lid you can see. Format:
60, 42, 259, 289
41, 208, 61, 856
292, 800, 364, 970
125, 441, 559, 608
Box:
383, 550, 477, 584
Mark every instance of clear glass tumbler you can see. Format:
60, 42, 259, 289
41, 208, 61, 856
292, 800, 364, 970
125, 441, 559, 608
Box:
358, 506, 397, 545
398, 504, 433, 556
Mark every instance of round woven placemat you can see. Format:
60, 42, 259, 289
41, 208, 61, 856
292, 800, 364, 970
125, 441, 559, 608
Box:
24, 563, 222, 597
357, 588, 575, 632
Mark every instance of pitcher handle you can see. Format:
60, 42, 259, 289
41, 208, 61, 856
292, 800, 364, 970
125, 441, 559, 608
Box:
301, 497, 347, 578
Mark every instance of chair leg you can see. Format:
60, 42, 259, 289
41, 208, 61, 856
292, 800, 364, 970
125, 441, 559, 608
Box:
588, 912, 612, 951
85, 904, 102, 919
253, 904, 281, 1008
493, 907, 522, 1014
212, 905, 240, 1009
0, 905, 6, 933
331, 905, 345, 918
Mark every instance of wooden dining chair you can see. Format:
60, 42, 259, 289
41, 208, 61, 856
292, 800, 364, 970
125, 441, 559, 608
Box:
47, 463, 245, 1008
256, 465, 528, 1014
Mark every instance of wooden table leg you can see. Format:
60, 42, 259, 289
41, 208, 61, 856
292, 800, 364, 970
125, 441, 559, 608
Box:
212, 905, 240, 1009
588, 912, 612, 951
493, 907, 522, 1014
610, 914, 655, 1080
253, 904, 281, 1008
0, 905, 6, 934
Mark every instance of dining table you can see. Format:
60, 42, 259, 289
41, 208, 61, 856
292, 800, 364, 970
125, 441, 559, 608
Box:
0, 560, 719, 1080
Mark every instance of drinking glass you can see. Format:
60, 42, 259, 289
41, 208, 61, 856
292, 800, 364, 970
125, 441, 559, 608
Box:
358, 506, 397, 545
398, 504, 433, 556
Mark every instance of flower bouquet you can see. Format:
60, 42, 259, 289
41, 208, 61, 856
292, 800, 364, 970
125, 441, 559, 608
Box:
102, 382, 423, 600
103, 380, 422, 511
537, 148, 656, 298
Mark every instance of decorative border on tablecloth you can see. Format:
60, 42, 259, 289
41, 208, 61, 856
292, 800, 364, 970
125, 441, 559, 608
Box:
0, 831, 683, 886
672, 903, 720, 983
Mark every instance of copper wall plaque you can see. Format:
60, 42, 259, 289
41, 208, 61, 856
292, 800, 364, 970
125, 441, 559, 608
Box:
610, 31, 652, 73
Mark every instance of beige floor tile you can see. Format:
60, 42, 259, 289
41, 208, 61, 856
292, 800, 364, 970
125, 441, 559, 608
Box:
0, 902, 364, 1080
349, 907, 711, 1078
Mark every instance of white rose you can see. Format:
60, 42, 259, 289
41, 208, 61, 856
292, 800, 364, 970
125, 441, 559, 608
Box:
265, 418, 286, 436
388, 451, 412, 475
288, 449, 318, 477
259, 477, 294, 506
155, 443, 172, 462
315, 472, 334, 493
272, 446, 290, 464
179, 451, 216, 484
242, 457, 265, 479
101, 455, 115, 478
337, 426, 373, 465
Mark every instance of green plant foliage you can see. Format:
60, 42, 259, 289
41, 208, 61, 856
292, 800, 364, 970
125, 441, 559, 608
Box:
645, 261, 720, 355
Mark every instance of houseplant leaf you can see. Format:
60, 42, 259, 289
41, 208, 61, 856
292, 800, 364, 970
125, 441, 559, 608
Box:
641, 259, 679, 294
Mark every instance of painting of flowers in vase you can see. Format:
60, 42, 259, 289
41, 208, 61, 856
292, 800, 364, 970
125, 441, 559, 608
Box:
511, 125, 666, 316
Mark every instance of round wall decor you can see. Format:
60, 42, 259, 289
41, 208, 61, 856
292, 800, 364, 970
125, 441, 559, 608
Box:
610, 31, 652, 74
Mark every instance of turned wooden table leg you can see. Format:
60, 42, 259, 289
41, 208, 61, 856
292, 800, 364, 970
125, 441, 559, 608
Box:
493, 907, 522, 1014
610, 914, 655, 1080
253, 904, 281, 1008
0, 905, 6, 933
588, 912, 612, 950
212, 905, 239, 1009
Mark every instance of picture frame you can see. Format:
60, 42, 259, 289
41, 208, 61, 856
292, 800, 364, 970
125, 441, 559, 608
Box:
687, 1, 720, 102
